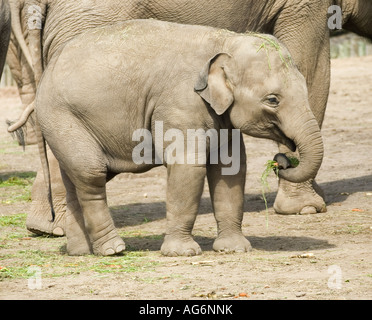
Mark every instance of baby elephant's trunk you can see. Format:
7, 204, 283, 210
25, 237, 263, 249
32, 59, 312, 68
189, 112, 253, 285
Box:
277, 112, 324, 184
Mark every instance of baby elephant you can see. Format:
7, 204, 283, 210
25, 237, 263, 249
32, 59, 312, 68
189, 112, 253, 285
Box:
35, 19, 323, 256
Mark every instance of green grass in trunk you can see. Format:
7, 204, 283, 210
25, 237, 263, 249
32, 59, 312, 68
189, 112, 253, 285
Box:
261, 157, 299, 228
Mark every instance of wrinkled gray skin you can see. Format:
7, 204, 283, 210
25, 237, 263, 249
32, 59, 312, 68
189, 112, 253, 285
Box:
35, 20, 324, 256
7, 0, 372, 236
0, 0, 11, 79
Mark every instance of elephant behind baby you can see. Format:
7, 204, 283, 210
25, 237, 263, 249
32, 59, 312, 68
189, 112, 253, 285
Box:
6, 0, 372, 236
0, 0, 10, 80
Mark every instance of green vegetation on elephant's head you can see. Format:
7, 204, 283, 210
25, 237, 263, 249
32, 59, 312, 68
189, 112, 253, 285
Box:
249, 33, 294, 72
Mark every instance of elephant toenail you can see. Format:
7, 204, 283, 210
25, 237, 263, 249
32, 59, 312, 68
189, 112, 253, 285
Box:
300, 206, 317, 215
168, 251, 178, 257
52, 227, 64, 236
184, 249, 195, 256
104, 248, 116, 256
116, 244, 126, 252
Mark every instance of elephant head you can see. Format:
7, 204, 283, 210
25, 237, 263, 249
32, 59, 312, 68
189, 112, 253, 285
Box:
195, 35, 324, 183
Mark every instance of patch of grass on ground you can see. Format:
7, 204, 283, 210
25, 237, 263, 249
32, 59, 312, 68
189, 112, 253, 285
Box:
334, 224, 366, 235
90, 253, 159, 274
0, 213, 160, 281
0, 213, 27, 228
0, 250, 159, 280
0, 172, 36, 204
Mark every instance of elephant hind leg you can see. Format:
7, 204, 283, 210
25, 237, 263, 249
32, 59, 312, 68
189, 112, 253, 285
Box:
43, 113, 125, 256
61, 162, 125, 256
61, 158, 126, 256
73, 171, 126, 256
60, 169, 92, 255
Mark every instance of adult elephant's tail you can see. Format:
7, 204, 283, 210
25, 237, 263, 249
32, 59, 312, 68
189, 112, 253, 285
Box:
34, 112, 55, 222
7, 100, 55, 222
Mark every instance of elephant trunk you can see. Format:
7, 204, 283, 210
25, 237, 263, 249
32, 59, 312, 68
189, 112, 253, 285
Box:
9, 0, 34, 71
0, 0, 11, 75
277, 111, 324, 184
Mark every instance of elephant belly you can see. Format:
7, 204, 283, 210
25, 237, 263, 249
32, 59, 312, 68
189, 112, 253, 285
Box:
106, 156, 158, 175
80, 123, 157, 175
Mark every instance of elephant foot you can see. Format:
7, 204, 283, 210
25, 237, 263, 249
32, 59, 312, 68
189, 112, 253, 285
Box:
92, 230, 126, 256
27, 157, 67, 236
67, 237, 93, 256
213, 233, 252, 253
274, 179, 326, 215
161, 235, 202, 257
26, 199, 66, 236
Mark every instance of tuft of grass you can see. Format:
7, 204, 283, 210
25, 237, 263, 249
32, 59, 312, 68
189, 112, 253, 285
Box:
0, 173, 36, 204
334, 224, 365, 235
261, 157, 299, 228
0, 213, 159, 280
254, 34, 292, 70
90, 253, 159, 274
288, 157, 300, 168
0, 213, 27, 228
0, 250, 159, 280
261, 161, 279, 229
0, 172, 36, 187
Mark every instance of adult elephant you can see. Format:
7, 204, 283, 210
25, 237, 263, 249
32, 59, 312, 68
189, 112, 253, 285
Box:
7, 0, 372, 236
0, 0, 11, 80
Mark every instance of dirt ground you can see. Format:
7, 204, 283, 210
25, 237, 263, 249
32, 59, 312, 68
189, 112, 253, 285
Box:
0, 55, 371, 301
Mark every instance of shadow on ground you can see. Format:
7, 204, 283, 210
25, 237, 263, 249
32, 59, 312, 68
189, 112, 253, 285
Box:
1, 170, 368, 255
319, 174, 372, 204
122, 234, 335, 253
111, 174, 372, 227
0, 171, 37, 181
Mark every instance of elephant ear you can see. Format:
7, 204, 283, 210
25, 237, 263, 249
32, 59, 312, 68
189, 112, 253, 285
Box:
194, 53, 234, 116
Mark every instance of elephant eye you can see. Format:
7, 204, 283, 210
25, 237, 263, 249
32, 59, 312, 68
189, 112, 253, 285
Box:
265, 95, 280, 107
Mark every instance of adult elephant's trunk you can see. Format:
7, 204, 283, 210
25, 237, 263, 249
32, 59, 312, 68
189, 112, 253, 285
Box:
0, 0, 11, 75
9, 0, 34, 71
26, 0, 47, 85
277, 110, 324, 184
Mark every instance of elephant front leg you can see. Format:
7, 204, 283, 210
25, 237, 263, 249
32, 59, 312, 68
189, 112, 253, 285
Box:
274, 174, 326, 215
207, 135, 251, 253
273, 13, 329, 215
160, 164, 206, 257
271, 59, 328, 215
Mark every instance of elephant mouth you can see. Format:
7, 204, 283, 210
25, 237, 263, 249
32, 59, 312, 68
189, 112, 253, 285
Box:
272, 124, 296, 152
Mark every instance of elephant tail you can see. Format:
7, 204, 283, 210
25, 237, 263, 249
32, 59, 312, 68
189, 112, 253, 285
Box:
7, 101, 35, 138
7, 100, 55, 222
6, 101, 35, 150
34, 112, 55, 223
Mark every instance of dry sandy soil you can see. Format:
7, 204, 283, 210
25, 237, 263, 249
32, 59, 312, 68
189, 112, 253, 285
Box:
0, 56, 371, 301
